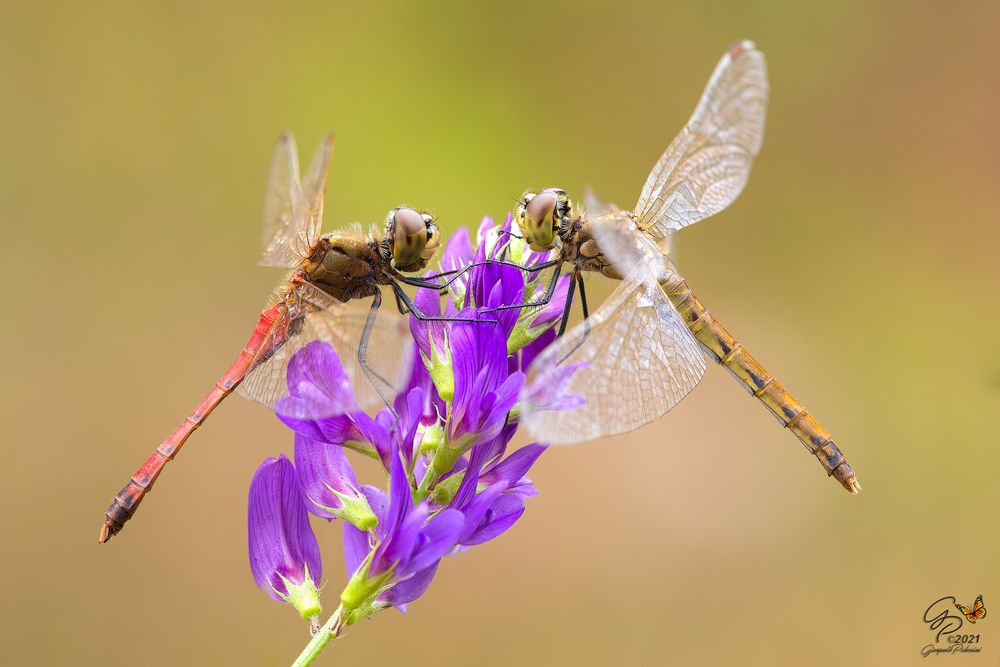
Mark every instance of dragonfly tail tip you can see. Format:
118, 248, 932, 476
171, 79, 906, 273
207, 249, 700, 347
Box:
98, 522, 117, 544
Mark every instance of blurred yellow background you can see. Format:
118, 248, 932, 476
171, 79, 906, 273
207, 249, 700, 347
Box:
2, 1, 998, 665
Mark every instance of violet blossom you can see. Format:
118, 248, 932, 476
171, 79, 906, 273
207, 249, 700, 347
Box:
247, 455, 323, 623
247, 216, 584, 663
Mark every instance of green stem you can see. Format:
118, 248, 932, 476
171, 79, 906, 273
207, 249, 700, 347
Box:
290, 604, 345, 667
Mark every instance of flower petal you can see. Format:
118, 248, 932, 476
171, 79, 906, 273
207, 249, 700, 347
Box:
521, 327, 554, 372
247, 455, 322, 601
293, 433, 361, 520
463, 494, 525, 546
530, 273, 571, 328
441, 226, 473, 275
455, 481, 509, 544
480, 444, 546, 487
519, 361, 587, 417
283, 341, 358, 411
378, 563, 440, 610
404, 509, 463, 575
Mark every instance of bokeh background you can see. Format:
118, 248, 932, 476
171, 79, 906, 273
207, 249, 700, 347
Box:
2, 1, 998, 665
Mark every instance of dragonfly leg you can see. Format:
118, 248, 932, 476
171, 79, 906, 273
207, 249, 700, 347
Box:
420, 257, 527, 284
578, 273, 589, 319
358, 291, 400, 418
557, 273, 591, 365
557, 272, 578, 337
396, 258, 546, 291
397, 257, 563, 296
482, 262, 563, 315
420, 266, 463, 280
393, 289, 408, 315
497, 228, 524, 241
395, 260, 501, 291
401, 265, 472, 289
390, 281, 497, 324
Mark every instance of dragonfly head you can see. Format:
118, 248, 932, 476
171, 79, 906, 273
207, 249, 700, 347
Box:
387, 207, 439, 272
515, 188, 571, 252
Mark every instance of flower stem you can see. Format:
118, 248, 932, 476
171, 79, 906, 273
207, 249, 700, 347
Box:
290, 604, 344, 667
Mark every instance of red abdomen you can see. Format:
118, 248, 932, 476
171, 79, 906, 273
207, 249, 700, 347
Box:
98, 304, 284, 543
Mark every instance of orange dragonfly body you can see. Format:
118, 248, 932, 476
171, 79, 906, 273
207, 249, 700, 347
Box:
509, 42, 860, 493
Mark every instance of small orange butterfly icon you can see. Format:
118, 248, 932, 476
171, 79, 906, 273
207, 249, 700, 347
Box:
955, 595, 987, 623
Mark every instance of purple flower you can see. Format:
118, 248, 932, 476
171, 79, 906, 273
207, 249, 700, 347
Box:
439, 225, 475, 306
249, 216, 583, 634
293, 433, 377, 529
447, 312, 524, 448
520, 359, 587, 418
372, 450, 463, 579
276, 341, 397, 467
247, 455, 323, 620
340, 450, 463, 613
528, 273, 572, 328
449, 432, 546, 547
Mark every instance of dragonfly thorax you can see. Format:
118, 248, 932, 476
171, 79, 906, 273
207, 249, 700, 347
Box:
302, 234, 382, 303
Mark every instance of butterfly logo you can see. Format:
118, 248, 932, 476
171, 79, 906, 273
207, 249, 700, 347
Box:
955, 595, 987, 623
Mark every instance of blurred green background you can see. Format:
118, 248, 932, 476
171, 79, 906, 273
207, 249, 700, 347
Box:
2, 1, 998, 665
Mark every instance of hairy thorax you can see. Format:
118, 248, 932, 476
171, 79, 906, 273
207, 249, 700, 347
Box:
302, 235, 383, 302
560, 216, 624, 280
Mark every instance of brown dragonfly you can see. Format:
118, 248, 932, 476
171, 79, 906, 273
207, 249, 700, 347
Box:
99, 133, 484, 543
502, 41, 860, 493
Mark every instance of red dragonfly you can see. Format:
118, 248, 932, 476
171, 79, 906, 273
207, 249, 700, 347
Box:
99, 133, 475, 543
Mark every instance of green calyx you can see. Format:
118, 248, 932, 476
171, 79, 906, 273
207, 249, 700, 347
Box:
310, 489, 378, 532
343, 598, 384, 626
423, 333, 454, 402
419, 422, 445, 458
277, 567, 323, 621
416, 439, 467, 501
507, 283, 559, 354
340, 559, 392, 613
430, 470, 465, 505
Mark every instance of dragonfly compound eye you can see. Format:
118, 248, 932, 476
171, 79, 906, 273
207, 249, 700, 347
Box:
519, 190, 558, 252
389, 207, 430, 268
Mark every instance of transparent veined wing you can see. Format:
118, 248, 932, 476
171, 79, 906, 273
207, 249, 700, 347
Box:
238, 282, 413, 415
258, 133, 333, 268
582, 189, 667, 285
519, 215, 707, 444
299, 133, 334, 251
581, 187, 619, 223
634, 40, 768, 238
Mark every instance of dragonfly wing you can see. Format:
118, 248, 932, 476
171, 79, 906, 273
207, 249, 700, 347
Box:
299, 133, 335, 253
634, 40, 768, 238
520, 275, 707, 445
585, 192, 667, 285
582, 187, 618, 220
257, 133, 333, 268
239, 283, 413, 414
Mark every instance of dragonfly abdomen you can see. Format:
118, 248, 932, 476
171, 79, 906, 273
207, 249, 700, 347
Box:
661, 274, 861, 494
99, 303, 285, 543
